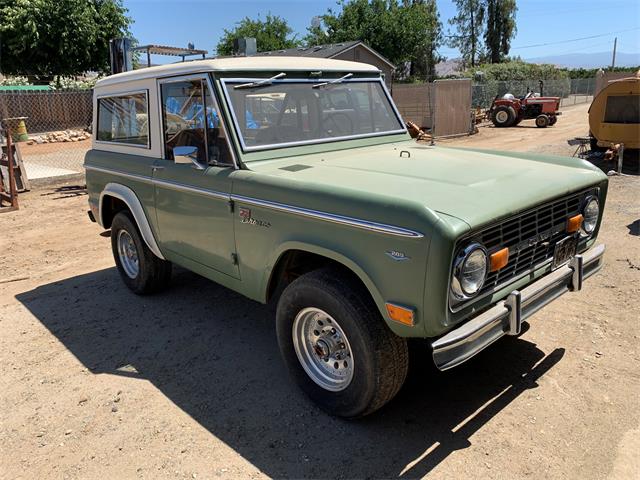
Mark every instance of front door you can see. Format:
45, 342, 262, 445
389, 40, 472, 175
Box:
153, 75, 239, 278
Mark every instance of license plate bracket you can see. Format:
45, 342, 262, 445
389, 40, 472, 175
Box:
552, 235, 578, 269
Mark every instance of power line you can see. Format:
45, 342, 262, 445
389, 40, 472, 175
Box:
543, 40, 615, 57
511, 27, 639, 50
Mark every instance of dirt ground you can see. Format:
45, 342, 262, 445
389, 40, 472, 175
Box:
1, 107, 639, 479
19, 138, 91, 157
440, 102, 592, 157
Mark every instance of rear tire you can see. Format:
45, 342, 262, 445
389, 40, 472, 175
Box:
110, 211, 172, 295
491, 105, 516, 127
535, 114, 550, 128
549, 115, 557, 126
276, 268, 409, 418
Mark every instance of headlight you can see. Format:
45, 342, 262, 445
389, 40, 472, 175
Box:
451, 243, 488, 299
582, 197, 599, 234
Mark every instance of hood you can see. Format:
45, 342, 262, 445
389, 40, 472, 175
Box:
247, 140, 607, 228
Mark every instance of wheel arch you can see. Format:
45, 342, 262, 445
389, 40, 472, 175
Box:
99, 182, 165, 260
263, 242, 385, 315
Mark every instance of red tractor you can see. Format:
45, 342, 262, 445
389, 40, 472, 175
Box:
489, 81, 561, 128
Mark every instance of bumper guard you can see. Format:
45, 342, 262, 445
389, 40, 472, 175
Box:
431, 244, 605, 371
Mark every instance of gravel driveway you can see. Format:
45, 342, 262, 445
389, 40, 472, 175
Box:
1, 140, 638, 479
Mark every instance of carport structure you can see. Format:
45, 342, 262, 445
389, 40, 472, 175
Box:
132, 44, 208, 67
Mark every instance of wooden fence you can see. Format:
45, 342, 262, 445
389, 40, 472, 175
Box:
392, 79, 473, 137
392, 83, 434, 129
0, 90, 93, 134
432, 79, 472, 137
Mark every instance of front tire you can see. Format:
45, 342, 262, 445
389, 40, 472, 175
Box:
276, 268, 409, 418
535, 114, 550, 128
110, 211, 172, 294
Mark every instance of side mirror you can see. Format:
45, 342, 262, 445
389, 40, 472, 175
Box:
174, 146, 204, 170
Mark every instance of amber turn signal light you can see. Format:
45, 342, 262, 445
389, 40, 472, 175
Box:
489, 247, 509, 272
567, 214, 584, 233
385, 303, 415, 326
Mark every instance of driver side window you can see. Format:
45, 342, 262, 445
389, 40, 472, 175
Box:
160, 77, 233, 166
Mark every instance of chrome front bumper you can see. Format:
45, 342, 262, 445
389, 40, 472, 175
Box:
431, 244, 606, 371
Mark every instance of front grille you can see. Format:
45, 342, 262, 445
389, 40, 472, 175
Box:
466, 190, 591, 297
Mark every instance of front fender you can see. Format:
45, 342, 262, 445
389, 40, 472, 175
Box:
261, 240, 421, 337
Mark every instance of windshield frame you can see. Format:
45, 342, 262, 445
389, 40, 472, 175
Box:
219, 77, 407, 152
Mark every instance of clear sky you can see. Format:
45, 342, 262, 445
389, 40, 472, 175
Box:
123, 0, 640, 63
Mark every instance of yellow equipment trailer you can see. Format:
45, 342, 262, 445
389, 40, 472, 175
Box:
589, 71, 640, 149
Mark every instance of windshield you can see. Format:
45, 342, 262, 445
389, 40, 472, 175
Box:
222, 79, 405, 150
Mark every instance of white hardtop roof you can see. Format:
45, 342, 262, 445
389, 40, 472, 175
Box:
95, 56, 381, 88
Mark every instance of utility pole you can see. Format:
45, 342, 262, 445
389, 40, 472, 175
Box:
611, 37, 617, 70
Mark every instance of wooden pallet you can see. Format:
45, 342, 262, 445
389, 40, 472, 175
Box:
0, 127, 21, 212
1, 143, 30, 193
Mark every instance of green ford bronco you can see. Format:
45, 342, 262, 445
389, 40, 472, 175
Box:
85, 57, 607, 418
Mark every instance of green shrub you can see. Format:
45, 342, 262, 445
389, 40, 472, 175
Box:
0, 76, 31, 86
564, 66, 639, 79
467, 61, 571, 107
464, 61, 570, 81
49, 76, 100, 90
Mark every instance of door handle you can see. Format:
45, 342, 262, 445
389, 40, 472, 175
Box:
151, 165, 165, 172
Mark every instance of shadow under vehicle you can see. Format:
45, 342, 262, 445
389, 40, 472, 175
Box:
17, 266, 565, 478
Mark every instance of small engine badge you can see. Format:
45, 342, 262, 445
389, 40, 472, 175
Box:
385, 250, 410, 261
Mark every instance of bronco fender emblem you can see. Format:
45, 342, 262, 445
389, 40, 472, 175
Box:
239, 207, 271, 228
385, 250, 410, 261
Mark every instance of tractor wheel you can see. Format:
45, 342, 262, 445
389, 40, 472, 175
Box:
492, 106, 516, 127
549, 116, 557, 126
535, 114, 550, 128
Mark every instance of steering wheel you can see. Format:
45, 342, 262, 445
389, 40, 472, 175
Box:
322, 112, 354, 137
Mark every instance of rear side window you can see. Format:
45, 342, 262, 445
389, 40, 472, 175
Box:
97, 92, 149, 146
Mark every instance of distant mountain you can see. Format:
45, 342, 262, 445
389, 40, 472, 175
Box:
435, 58, 464, 77
526, 51, 640, 68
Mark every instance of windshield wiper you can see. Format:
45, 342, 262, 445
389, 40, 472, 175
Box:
312, 73, 353, 89
234, 72, 286, 89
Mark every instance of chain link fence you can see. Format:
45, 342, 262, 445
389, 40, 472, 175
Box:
0, 89, 92, 184
0, 77, 600, 185
472, 78, 596, 109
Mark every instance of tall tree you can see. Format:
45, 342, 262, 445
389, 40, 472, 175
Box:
0, 0, 133, 76
446, 0, 485, 67
403, 0, 441, 79
304, 0, 442, 79
484, 0, 517, 63
216, 14, 300, 55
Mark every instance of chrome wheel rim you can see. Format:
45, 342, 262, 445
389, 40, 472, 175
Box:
117, 229, 139, 279
292, 307, 354, 392
496, 110, 509, 123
